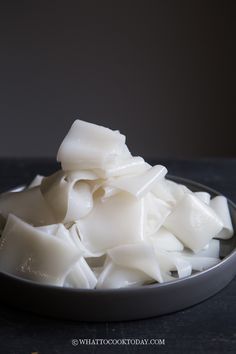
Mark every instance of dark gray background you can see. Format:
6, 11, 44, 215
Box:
0, 1, 235, 159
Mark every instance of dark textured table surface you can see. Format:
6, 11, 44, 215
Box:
0, 158, 235, 354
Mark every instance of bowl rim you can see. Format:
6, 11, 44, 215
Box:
0, 174, 235, 294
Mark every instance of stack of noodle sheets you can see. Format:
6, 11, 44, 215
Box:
0, 120, 234, 288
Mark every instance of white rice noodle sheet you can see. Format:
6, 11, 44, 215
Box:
195, 192, 211, 205
184, 239, 220, 259
174, 253, 220, 272
64, 258, 97, 289
41, 170, 94, 223
152, 178, 192, 206
155, 250, 192, 279
172, 239, 220, 272
0, 214, 80, 286
76, 192, 145, 254
164, 194, 223, 253
37, 223, 97, 289
57, 120, 131, 171
0, 186, 55, 226
37, 223, 75, 247
210, 196, 234, 239
93, 156, 150, 179
99, 185, 120, 201
107, 165, 167, 199
108, 242, 163, 283
68, 224, 104, 258
96, 260, 152, 289
144, 193, 171, 237
28, 175, 44, 188
66, 170, 99, 183
150, 227, 184, 252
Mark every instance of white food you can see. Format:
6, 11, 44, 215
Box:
210, 196, 234, 239
94, 156, 149, 179
76, 192, 144, 253
152, 179, 192, 206
41, 170, 94, 223
0, 214, 81, 285
57, 120, 131, 171
108, 242, 163, 283
156, 250, 192, 279
144, 193, 171, 236
195, 191, 211, 205
150, 227, 184, 252
0, 186, 55, 226
164, 194, 223, 253
96, 261, 152, 289
107, 165, 167, 199
28, 174, 44, 188
0, 119, 234, 289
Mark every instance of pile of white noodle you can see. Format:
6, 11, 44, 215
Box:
0, 120, 234, 288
